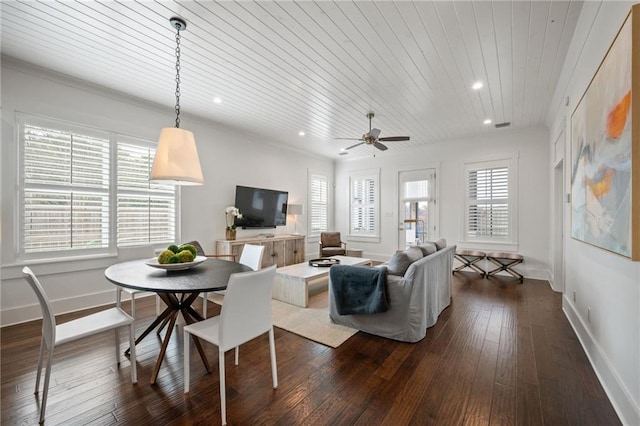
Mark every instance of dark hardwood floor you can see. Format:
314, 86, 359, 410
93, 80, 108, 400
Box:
1, 272, 621, 425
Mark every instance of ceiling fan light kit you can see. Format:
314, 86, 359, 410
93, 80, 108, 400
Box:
150, 17, 204, 186
336, 112, 410, 153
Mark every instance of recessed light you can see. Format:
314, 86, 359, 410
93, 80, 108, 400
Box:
483, 119, 492, 125
213, 97, 222, 104
472, 81, 483, 90
298, 131, 305, 136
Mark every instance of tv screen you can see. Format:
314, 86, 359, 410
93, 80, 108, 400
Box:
234, 185, 289, 228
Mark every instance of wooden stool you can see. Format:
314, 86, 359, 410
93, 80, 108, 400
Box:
486, 252, 524, 282
453, 249, 486, 276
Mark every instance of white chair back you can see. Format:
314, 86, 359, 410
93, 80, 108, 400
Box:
218, 265, 276, 351
239, 244, 265, 270
23, 267, 56, 349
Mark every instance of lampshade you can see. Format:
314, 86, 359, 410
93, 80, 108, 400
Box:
150, 127, 204, 185
288, 204, 303, 215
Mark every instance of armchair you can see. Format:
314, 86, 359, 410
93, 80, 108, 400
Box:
319, 232, 347, 257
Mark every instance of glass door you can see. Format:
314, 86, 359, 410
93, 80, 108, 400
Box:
398, 169, 436, 250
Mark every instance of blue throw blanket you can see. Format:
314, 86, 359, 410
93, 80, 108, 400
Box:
330, 265, 389, 315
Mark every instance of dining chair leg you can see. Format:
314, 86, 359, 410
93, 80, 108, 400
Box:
129, 323, 137, 383
116, 287, 123, 309
35, 339, 45, 393
155, 295, 161, 316
131, 293, 137, 319
219, 350, 227, 426
40, 349, 54, 424
115, 329, 121, 365
269, 328, 278, 388
184, 331, 191, 393
234, 346, 239, 365
202, 292, 208, 318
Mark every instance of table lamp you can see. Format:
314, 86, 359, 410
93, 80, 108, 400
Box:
288, 204, 303, 235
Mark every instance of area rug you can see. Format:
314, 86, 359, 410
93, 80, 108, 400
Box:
209, 290, 358, 348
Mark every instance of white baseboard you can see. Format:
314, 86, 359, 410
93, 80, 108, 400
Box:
1, 290, 155, 327
563, 296, 640, 425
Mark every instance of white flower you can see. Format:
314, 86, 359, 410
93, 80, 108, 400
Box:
225, 206, 240, 215
225, 206, 241, 229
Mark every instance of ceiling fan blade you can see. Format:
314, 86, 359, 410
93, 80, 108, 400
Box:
334, 137, 363, 141
346, 142, 365, 150
373, 142, 388, 151
378, 136, 410, 142
369, 128, 381, 139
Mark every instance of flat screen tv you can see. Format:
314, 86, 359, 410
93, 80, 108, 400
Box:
234, 185, 289, 229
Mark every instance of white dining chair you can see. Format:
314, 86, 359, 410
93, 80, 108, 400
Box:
202, 243, 265, 318
115, 245, 162, 319
23, 267, 137, 424
238, 243, 265, 271
184, 265, 278, 426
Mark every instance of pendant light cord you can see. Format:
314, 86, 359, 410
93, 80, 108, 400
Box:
174, 25, 182, 128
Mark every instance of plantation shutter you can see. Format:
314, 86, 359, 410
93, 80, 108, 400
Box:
117, 141, 176, 246
465, 166, 509, 240
309, 174, 328, 236
22, 123, 110, 253
350, 172, 378, 237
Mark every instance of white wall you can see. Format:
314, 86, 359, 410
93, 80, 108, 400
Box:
0, 59, 333, 325
547, 2, 640, 424
334, 126, 550, 280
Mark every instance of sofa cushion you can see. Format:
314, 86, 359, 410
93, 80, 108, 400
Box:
418, 242, 437, 256
426, 239, 447, 251
387, 251, 413, 276
434, 238, 447, 250
404, 246, 424, 263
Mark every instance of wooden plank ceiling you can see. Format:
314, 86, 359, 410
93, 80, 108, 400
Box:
1, 1, 583, 159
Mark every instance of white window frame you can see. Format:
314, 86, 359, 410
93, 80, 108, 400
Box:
461, 155, 518, 249
16, 113, 178, 262
307, 171, 329, 240
349, 168, 380, 241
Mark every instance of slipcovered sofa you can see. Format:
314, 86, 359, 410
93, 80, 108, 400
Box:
329, 241, 455, 343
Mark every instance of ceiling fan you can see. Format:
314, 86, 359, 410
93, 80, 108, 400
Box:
336, 112, 410, 152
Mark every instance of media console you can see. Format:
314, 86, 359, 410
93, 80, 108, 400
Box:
216, 234, 305, 269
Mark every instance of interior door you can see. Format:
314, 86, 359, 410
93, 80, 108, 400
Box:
398, 169, 436, 250
553, 160, 565, 292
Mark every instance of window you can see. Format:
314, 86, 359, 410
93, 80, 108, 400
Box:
349, 169, 379, 238
308, 172, 328, 237
21, 118, 111, 255
19, 114, 177, 260
463, 158, 516, 243
117, 138, 176, 246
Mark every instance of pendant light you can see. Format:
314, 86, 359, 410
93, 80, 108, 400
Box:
150, 17, 204, 185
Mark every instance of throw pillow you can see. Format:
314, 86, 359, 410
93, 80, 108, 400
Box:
418, 242, 436, 256
404, 246, 424, 263
434, 238, 447, 250
387, 251, 413, 276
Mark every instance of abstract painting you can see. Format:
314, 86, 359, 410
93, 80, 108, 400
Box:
571, 5, 639, 260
